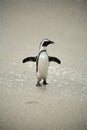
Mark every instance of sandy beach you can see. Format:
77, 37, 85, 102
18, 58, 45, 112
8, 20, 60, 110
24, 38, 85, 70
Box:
0, 0, 87, 130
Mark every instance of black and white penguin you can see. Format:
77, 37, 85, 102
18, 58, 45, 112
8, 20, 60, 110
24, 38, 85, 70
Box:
22, 39, 61, 86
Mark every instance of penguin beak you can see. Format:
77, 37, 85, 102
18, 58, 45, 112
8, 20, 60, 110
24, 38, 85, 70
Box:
50, 41, 54, 44
48, 40, 54, 45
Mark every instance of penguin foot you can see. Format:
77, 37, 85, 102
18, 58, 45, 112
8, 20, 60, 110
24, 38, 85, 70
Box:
36, 81, 41, 87
43, 80, 48, 85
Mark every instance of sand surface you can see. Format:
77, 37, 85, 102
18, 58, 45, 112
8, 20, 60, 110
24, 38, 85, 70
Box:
0, 0, 87, 130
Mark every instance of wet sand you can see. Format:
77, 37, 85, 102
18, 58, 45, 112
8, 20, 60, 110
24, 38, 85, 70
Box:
0, 66, 87, 130
0, 0, 87, 130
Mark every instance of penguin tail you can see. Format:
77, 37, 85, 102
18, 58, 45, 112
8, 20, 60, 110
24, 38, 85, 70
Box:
22, 56, 37, 63
49, 56, 61, 64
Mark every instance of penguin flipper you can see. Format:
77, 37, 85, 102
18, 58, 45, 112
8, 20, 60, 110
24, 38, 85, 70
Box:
22, 56, 37, 63
49, 56, 61, 64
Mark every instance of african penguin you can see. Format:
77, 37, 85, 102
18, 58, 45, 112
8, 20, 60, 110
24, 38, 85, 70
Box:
22, 39, 61, 86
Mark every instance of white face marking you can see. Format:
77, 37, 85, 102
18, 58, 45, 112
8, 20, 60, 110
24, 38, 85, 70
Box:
39, 39, 50, 51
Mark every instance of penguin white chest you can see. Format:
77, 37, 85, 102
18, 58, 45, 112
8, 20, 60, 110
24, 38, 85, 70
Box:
37, 52, 49, 79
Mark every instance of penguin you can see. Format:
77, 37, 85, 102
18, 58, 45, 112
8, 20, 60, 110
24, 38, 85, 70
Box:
22, 39, 61, 86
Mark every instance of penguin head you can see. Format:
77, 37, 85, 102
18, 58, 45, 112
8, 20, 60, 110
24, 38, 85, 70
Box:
39, 39, 54, 50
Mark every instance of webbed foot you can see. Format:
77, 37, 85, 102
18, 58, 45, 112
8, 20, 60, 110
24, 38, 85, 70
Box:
36, 81, 41, 87
43, 79, 48, 85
